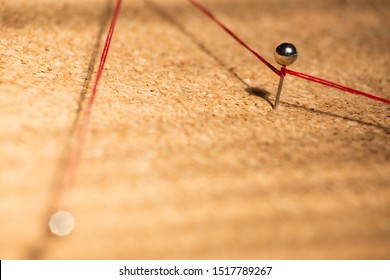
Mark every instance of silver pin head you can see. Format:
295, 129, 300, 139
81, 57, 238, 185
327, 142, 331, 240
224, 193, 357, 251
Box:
274, 43, 298, 66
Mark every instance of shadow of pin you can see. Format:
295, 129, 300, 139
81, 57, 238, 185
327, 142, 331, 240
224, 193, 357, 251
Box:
246, 87, 274, 108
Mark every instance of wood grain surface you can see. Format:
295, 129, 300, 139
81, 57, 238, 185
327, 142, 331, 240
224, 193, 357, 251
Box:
0, 0, 389, 259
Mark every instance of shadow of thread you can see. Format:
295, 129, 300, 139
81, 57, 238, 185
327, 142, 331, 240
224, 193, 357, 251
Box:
246, 86, 389, 130
146, 1, 266, 95
282, 101, 390, 131
25, 0, 113, 260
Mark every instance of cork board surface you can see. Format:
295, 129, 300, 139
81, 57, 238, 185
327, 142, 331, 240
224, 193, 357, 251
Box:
0, 0, 389, 259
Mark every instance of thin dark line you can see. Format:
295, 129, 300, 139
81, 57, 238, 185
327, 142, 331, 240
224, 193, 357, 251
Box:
146, 1, 254, 90
147, 0, 275, 109
282, 102, 390, 131
188, 0, 281, 76
73, 2, 114, 133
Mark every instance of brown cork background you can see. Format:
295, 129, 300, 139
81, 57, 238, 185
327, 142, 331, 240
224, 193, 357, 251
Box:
0, 0, 389, 259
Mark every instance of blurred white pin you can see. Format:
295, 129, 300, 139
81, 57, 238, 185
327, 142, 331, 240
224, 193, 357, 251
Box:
49, 210, 75, 237
273, 43, 298, 109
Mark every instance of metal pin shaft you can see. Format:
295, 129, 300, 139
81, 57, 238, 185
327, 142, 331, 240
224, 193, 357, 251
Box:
274, 71, 285, 110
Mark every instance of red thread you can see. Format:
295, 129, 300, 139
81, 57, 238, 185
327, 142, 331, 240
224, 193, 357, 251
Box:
188, 0, 281, 76
188, 0, 390, 105
56, 0, 122, 209
283, 68, 390, 105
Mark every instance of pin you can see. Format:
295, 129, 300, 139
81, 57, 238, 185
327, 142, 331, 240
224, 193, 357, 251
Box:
273, 43, 298, 109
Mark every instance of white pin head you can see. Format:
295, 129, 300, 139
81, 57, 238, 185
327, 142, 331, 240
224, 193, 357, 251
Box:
49, 211, 75, 237
274, 42, 298, 66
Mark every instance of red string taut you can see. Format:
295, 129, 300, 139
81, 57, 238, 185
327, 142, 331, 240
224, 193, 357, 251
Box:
188, 0, 390, 106
283, 68, 390, 105
77, 0, 122, 171
88, 0, 122, 111
188, 0, 281, 76
56, 0, 122, 209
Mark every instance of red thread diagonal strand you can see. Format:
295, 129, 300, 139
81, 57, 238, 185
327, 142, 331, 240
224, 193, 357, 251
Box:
284, 69, 390, 105
89, 0, 122, 110
188, 0, 281, 76
56, 0, 122, 209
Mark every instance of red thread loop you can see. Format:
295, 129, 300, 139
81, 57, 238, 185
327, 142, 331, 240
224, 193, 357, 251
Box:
188, 0, 390, 105
280, 67, 287, 77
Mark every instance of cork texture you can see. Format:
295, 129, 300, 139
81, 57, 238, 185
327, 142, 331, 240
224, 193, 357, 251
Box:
0, 0, 389, 259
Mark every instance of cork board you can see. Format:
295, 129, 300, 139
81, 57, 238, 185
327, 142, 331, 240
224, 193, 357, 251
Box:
0, 0, 389, 259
